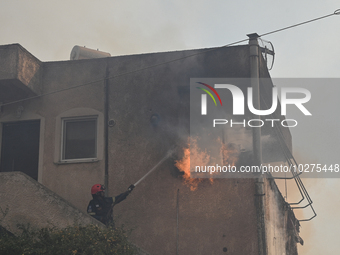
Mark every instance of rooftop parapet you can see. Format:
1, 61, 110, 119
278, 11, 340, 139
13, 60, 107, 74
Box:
0, 44, 42, 103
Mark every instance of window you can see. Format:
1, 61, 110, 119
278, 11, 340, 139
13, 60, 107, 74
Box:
54, 108, 103, 164
61, 117, 97, 161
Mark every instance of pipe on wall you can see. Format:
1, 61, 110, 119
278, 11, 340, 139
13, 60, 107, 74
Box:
248, 33, 267, 255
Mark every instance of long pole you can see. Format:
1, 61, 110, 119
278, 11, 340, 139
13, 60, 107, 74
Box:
248, 33, 262, 165
104, 63, 109, 196
248, 33, 267, 255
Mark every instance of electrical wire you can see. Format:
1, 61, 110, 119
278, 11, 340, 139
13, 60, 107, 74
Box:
260, 9, 340, 38
1, 9, 339, 107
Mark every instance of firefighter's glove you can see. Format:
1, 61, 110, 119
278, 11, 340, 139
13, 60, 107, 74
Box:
128, 184, 135, 192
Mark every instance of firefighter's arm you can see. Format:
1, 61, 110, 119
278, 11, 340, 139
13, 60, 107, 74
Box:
114, 185, 134, 204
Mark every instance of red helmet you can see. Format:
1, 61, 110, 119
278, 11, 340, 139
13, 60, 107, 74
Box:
91, 184, 105, 195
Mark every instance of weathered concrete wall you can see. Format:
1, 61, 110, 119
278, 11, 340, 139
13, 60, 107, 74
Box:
0, 172, 103, 235
265, 177, 300, 255
39, 58, 107, 210
0, 171, 150, 255
0, 56, 107, 210
0, 44, 42, 102
103, 46, 261, 254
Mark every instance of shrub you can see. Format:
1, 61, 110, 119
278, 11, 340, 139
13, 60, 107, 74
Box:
0, 224, 137, 255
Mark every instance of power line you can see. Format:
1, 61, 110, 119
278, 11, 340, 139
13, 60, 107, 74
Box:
260, 9, 340, 37
1, 9, 339, 107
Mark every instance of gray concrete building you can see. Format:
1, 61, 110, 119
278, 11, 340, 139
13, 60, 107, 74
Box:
0, 43, 302, 254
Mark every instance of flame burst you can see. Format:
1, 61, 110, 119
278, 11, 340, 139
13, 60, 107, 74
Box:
175, 138, 210, 191
175, 137, 240, 191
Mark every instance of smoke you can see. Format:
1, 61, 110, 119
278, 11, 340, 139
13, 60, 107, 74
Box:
0, 1, 188, 61
275, 149, 339, 255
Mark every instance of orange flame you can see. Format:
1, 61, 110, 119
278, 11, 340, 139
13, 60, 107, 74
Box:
175, 138, 210, 191
175, 137, 240, 191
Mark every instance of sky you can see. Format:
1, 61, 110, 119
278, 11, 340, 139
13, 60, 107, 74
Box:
1, 1, 339, 254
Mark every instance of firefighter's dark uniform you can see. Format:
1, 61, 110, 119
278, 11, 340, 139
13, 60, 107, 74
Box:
87, 191, 130, 225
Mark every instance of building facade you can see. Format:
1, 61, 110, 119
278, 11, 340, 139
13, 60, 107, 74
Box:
0, 43, 301, 254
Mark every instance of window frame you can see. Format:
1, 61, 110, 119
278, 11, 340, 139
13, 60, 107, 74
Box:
54, 108, 104, 165
60, 116, 98, 162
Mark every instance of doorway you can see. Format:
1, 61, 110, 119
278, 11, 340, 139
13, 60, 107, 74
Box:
0, 120, 40, 180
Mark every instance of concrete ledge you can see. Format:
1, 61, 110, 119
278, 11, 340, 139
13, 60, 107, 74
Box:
0, 171, 104, 234
0, 172, 150, 255
0, 44, 42, 103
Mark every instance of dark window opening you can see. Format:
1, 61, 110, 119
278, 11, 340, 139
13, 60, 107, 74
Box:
0, 120, 40, 180
62, 117, 97, 160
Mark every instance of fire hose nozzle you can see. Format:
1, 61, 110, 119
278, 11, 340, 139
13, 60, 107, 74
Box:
128, 184, 135, 192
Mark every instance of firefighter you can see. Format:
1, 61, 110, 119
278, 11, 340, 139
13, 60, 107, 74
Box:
87, 184, 134, 225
